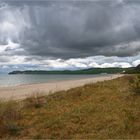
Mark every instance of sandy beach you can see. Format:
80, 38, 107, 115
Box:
0, 74, 123, 100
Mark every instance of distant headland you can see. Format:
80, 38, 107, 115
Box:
8, 67, 134, 75
124, 64, 140, 74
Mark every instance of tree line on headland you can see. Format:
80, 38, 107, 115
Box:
8, 65, 140, 75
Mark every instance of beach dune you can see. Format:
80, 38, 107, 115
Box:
0, 74, 123, 100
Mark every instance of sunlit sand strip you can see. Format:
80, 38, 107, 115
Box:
0, 74, 123, 100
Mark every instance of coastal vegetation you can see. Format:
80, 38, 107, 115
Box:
9, 67, 132, 75
0, 75, 140, 139
124, 64, 140, 74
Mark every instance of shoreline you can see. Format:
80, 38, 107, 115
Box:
0, 74, 123, 100
0, 74, 113, 88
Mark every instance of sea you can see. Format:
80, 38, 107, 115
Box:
0, 74, 109, 87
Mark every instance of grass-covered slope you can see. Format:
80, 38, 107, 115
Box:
125, 64, 140, 74
0, 75, 140, 139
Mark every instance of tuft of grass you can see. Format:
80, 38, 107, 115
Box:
25, 92, 47, 108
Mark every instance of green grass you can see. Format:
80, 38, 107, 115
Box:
0, 75, 140, 139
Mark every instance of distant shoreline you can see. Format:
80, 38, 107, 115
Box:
8, 67, 131, 75
0, 74, 124, 100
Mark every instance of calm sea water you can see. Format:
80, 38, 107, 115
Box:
0, 74, 109, 87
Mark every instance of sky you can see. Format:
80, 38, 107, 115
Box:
0, 0, 140, 72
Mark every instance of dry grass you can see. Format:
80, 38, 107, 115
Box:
0, 100, 22, 136
25, 92, 47, 108
0, 75, 140, 139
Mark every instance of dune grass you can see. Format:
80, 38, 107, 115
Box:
0, 75, 140, 139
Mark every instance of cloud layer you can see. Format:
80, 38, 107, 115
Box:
0, 0, 140, 72
0, 55, 140, 73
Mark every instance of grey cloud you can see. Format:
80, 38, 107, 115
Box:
0, 56, 9, 62
0, 0, 140, 59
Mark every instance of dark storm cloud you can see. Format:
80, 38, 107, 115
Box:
1, 0, 140, 59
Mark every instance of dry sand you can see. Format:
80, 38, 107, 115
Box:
0, 74, 123, 100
